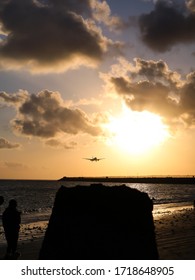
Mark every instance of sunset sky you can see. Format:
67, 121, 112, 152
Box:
1, 0, 195, 179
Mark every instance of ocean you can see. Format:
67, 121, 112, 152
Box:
0, 179, 195, 217
0, 179, 195, 244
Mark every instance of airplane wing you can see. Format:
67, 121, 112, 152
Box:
83, 157, 105, 161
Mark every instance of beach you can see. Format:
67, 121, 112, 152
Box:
1, 205, 195, 260
154, 206, 195, 259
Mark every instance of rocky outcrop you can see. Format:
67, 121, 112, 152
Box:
39, 184, 159, 259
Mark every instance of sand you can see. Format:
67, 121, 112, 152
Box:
154, 207, 195, 259
0, 207, 195, 260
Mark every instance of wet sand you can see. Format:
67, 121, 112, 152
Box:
0, 207, 195, 260
154, 207, 195, 259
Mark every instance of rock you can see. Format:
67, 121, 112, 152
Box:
39, 184, 158, 260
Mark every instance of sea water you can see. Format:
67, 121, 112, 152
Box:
0, 179, 195, 225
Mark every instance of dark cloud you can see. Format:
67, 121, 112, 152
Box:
0, 89, 103, 138
0, 137, 20, 149
0, 90, 28, 105
139, 0, 195, 52
104, 58, 195, 129
48, 0, 91, 14
0, 0, 120, 71
111, 77, 180, 121
179, 71, 195, 125
134, 58, 180, 87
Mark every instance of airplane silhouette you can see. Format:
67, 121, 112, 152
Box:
83, 157, 105, 162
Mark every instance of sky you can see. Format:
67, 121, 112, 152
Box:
0, 0, 195, 179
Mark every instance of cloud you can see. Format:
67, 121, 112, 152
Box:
0, 89, 103, 138
0, 90, 28, 105
45, 139, 77, 149
3, 161, 28, 169
186, 0, 195, 12
89, 0, 125, 30
0, 137, 21, 149
139, 0, 195, 52
102, 57, 195, 129
0, 0, 120, 72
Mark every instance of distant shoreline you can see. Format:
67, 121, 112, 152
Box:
59, 176, 195, 184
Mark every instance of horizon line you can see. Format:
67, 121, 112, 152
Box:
0, 174, 195, 181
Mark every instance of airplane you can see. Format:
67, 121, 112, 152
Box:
83, 157, 105, 162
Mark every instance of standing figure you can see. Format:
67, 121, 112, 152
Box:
0, 196, 4, 206
2, 199, 21, 258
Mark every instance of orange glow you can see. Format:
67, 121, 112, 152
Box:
105, 106, 170, 155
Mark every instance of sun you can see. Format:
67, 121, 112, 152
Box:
105, 107, 170, 155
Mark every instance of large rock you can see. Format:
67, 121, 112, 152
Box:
39, 184, 159, 259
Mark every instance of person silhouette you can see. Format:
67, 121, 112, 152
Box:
2, 199, 21, 258
0, 196, 4, 206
